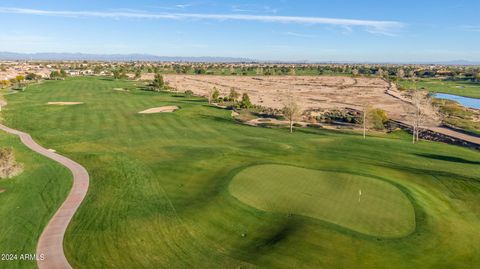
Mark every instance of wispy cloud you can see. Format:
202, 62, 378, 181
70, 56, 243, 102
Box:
136, 3, 194, 11
459, 25, 480, 32
281, 31, 315, 38
232, 4, 278, 14
0, 7, 403, 35
175, 4, 193, 9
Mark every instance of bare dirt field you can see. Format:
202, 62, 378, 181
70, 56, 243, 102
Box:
47, 102, 84, 106
164, 75, 423, 125
138, 106, 179, 114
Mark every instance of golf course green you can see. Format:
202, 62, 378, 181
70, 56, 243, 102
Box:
229, 164, 415, 237
1, 76, 479, 269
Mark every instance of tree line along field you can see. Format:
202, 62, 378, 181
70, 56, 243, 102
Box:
398, 78, 480, 99
1, 77, 480, 268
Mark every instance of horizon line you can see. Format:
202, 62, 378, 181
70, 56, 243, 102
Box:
0, 51, 478, 65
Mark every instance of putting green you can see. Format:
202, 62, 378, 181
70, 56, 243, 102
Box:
229, 164, 416, 237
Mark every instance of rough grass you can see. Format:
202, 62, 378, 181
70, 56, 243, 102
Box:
1, 77, 480, 269
433, 99, 480, 134
0, 133, 71, 269
398, 78, 480, 98
229, 164, 415, 237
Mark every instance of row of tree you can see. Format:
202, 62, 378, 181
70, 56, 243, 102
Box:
208, 87, 253, 109
50, 70, 67, 79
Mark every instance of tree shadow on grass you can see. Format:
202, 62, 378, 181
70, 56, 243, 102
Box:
183, 99, 206, 103
203, 104, 231, 111
380, 163, 480, 184
199, 114, 236, 125
414, 153, 480, 165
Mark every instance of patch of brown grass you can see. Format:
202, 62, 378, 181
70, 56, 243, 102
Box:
0, 148, 23, 179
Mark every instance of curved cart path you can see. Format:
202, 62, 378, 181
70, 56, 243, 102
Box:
0, 124, 89, 269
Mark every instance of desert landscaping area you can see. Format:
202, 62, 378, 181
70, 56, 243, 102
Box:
165, 75, 435, 124
165, 74, 480, 145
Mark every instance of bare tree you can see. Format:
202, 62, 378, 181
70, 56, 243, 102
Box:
361, 103, 371, 139
376, 68, 384, 78
410, 91, 438, 143
207, 88, 214, 104
397, 68, 405, 80
282, 93, 302, 133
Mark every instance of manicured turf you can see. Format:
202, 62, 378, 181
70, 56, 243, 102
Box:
229, 164, 415, 237
1, 77, 480, 268
0, 133, 71, 269
398, 78, 480, 98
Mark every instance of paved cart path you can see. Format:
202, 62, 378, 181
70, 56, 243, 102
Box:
0, 124, 89, 269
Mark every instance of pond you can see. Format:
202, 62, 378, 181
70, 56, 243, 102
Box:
434, 93, 480, 109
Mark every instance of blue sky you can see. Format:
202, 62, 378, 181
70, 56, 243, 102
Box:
0, 0, 479, 62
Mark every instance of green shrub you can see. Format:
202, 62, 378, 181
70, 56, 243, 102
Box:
240, 93, 253, 109
368, 108, 388, 130
184, 90, 194, 97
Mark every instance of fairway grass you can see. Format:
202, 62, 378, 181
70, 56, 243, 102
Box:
1, 77, 480, 268
398, 78, 480, 98
0, 133, 71, 269
229, 164, 415, 237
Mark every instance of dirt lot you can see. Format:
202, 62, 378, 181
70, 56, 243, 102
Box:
164, 75, 425, 125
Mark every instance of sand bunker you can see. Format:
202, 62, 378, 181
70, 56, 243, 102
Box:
138, 106, 179, 114
0, 188, 5, 193
47, 102, 83, 106
113, 88, 127, 92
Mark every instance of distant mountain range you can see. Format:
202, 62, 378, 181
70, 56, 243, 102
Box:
428, 60, 480, 65
0, 52, 479, 65
0, 52, 257, 63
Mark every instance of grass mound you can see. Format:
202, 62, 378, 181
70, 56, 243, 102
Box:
229, 164, 415, 237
